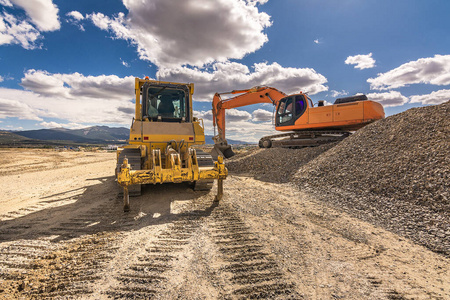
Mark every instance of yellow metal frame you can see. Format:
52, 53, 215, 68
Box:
117, 150, 227, 186
117, 78, 228, 211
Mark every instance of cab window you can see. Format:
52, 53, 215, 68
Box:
146, 87, 187, 120
276, 95, 307, 126
295, 95, 306, 116
277, 97, 293, 123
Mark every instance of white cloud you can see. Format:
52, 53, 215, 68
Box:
0, 71, 137, 125
247, 0, 269, 4
121, 59, 130, 67
0, 75, 3, 82
345, 53, 376, 70
39, 121, 86, 129
410, 89, 450, 105
39, 121, 63, 128
66, 11, 84, 21
21, 69, 135, 100
196, 108, 251, 122
87, 0, 271, 68
195, 109, 277, 142
0, 1, 12, 7
2, 125, 23, 130
158, 61, 328, 101
252, 108, 272, 122
0, 97, 43, 120
66, 10, 85, 31
194, 110, 213, 121
366, 91, 408, 107
368, 54, 450, 90
0, 0, 59, 49
314, 39, 319, 44
226, 108, 252, 122
88, 12, 111, 31
330, 90, 348, 98
0, 12, 42, 49
9, 0, 60, 31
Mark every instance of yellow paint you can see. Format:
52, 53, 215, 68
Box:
117, 77, 227, 188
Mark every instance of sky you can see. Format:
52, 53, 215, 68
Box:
0, 0, 449, 142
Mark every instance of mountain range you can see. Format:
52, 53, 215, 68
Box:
2, 126, 249, 145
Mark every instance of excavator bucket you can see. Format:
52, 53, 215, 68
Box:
211, 143, 235, 160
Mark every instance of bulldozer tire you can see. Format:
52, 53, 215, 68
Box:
116, 148, 142, 197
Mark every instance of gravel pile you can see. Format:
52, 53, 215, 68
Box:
226, 101, 449, 256
226, 143, 337, 183
294, 101, 449, 255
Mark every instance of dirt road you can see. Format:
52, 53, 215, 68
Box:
0, 149, 448, 299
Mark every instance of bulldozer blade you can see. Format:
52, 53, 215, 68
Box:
211, 144, 235, 160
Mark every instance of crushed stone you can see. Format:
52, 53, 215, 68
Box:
225, 101, 450, 256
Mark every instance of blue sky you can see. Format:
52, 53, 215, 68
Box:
0, 0, 449, 142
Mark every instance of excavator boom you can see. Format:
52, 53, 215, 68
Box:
212, 86, 286, 158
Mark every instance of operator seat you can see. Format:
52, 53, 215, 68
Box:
158, 96, 175, 117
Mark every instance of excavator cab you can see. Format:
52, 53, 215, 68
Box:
276, 94, 311, 127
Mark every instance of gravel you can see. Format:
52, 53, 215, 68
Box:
226, 101, 450, 256
226, 143, 337, 183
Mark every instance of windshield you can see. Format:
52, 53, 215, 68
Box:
277, 96, 293, 123
145, 86, 188, 120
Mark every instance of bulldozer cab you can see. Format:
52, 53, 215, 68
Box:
142, 82, 190, 122
276, 94, 311, 127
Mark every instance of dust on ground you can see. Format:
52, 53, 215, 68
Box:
0, 148, 448, 299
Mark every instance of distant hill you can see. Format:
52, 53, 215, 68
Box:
69, 126, 129, 141
10, 126, 250, 145
13, 126, 128, 144
0, 131, 34, 144
15, 129, 100, 143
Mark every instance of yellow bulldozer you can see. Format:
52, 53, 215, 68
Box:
116, 77, 227, 211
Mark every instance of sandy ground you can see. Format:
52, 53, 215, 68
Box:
0, 149, 448, 299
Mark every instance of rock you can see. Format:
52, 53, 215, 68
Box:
226, 101, 450, 256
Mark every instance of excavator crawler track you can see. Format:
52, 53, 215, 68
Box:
259, 130, 351, 149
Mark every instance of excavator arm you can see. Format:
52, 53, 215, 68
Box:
211, 86, 287, 158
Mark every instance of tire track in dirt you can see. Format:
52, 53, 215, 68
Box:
224, 176, 448, 299
0, 233, 121, 298
0, 194, 132, 299
106, 204, 217, 298
103, 195, 300, 299
209, 204, 301, 299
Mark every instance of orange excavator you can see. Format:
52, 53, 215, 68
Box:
211, 86, 385, 158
